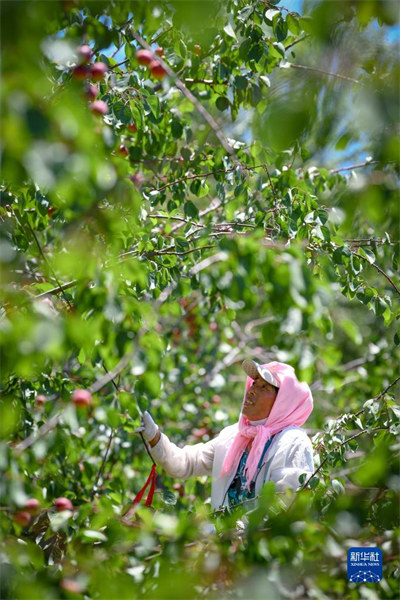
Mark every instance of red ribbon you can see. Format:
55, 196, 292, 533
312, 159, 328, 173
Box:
132, 464, 157, 507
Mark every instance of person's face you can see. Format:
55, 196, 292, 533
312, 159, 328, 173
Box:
242, 376, 278, 420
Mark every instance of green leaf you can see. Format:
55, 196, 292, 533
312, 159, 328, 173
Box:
239, 39, 251, 60
375, 297, 387, 316
179, 39, 187, 59
273, 17, 288, 42
190, 179, 209, 198
335, 133, 351, 150
272, 42, 286, 58
216, 96, 230, 111
82, 530, 108, 542
162, 491, 177, 505
234, 75, 248, 90
171, 117, 183, 139
360, 247, 376, 264
146, 95, 161, 120
184, 201, 199, 219
331, 479, 345, 494
224, 23, 237, 39
264, 9, 280, 23
259, 75, 271, 87
287, 14, 301, 34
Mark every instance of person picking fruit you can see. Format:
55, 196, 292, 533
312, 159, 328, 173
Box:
135, 360, 314, 510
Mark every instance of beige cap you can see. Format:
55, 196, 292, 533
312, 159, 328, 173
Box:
242, 359, 279, 388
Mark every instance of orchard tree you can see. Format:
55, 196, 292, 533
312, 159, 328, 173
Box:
0, 1, 399, 599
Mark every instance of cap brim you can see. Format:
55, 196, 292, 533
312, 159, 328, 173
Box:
242, 359, 279, 388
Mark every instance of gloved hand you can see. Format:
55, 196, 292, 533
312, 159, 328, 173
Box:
135, 411, 159, 443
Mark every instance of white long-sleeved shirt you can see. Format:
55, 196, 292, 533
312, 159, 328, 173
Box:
149, 424, 314, 509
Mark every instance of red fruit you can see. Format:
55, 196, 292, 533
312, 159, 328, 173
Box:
89, 62, 108, 81
155, 46, 164, 57
172, 482, 185, 498
209, 322, 218, 331
14, 511, 31, 527
212, 394, 221, 404
35, 394, 47, 405
117, 144, 129, 157
149, 60, 167, 80
24, 498, 41, 514
136, 49, 153, 66
193, 427, 208, 440
90, 100, 108, 115
129, 172, 145, 186
77, 44, 92, 63
54, 497, 73, 511
72, 65, 88, 81
172, 328, 181, 339
202, 401, 211, 409
194, 44, 202, 56
47, 206, 55, 217
72, 389, 93, 407
127, 122, 137, 133
60, 580, 83, 594
87, 83, 99, 100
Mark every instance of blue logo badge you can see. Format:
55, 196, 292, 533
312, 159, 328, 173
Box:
347, 547, 382, 583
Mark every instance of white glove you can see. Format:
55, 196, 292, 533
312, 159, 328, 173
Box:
135, 411, 158, 442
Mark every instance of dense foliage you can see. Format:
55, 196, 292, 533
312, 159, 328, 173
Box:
1, 0, 399, 598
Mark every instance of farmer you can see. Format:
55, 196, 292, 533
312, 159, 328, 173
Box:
136, 360, 314, 510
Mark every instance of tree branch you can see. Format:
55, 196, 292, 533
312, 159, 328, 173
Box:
301, 426, 390, 490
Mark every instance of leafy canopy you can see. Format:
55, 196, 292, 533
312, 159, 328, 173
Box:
0, 1, 399, 599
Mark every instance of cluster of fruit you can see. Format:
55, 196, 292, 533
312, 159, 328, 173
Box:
71, 45, 109, 115
13, 497, 74, 527
70, 44, 167, 147
135, 47, 167, 80
35, 389, 93, 408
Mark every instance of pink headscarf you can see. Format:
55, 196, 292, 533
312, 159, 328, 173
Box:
220, 361, 313, 488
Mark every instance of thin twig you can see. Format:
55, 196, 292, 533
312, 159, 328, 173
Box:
146, 244, 215, 257
263, 164, 277, 204
353, 252, 400, 298
329, 160, 380, 174
24, 220, 73, 310
152, 163, 267, 193
374, 374, 400, 401
290, 63, 360, 84
150, 25, 174, 46
35, 281, 78, 298
184, 78, 225, 86
91, 429, 115, 500
285, 34, 310, 51
89, 364, 120, 500
148, 214, 198, 226
109, 58, 129, 70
